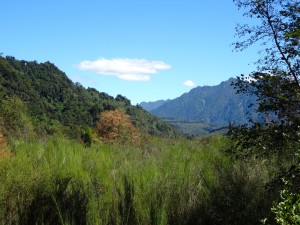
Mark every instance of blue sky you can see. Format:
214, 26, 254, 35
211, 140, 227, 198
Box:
1, 0, 259, 104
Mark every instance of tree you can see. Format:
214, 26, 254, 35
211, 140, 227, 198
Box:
81, 127, 93, 147
95, 109, 141, 144
230, 1, 300, 223
0, 129, 11, 160
229, 0, 300, 158
0, 96, 35, 139
115, 94, 131, 106
233, 0, 300, 83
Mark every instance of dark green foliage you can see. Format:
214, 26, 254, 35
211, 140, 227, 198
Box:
149, 194, 164, 225
204, 164, 270, 225
228, 0, 300, 160
230, 1, 300, 224
19, 177, 88, 225
228, 74, 300, 161
227, 123, 299, 161
115, 94, 131, 106
0, 56, 182, 140
81, 128, 93, 147
234, 73, 300, 127
117, 176, 137, 225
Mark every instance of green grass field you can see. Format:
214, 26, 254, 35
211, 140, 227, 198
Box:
0, 135, 277, 225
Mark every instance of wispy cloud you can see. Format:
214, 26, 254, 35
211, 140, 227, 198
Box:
75, 58, 171, 81
183, 80, 197, 87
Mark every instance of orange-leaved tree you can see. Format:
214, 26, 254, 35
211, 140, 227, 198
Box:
95, 109, 141, 144
0, 129, 11, 160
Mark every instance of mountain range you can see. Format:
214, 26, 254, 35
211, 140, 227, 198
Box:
139, 99, 170, 112
140, 78, 259, 130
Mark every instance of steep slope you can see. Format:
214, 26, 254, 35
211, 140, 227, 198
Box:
151, 78, 258, 126
0, 56, 182, 139
139, 99, 170, 111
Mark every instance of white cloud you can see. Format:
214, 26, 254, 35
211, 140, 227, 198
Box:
75, 58, 171, 81
183, 80, 197, 87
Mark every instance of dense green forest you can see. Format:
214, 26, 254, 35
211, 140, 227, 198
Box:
0, 56, 182, 141
0, 0, 300, 224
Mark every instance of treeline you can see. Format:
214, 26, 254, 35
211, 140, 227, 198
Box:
0, 56, 182, 141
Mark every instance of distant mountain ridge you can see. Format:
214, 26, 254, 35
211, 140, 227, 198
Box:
143, 78, 258, 126
139, 99, 170, 111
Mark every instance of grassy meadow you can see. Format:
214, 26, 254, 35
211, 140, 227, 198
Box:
0, 135, 278, 225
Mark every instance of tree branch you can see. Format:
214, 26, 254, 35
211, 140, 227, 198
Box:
265, 9, 300, 87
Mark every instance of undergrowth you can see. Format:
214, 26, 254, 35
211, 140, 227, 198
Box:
0, 136, 277, 225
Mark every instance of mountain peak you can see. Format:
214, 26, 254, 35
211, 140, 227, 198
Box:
139, 99, 170, 111
150, 78, 257, 126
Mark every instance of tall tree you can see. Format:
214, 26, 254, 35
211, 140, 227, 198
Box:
229, 0, 300, 158
230, 2, 300, 223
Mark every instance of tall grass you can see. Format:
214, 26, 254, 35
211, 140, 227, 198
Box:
0, 136, 277, 224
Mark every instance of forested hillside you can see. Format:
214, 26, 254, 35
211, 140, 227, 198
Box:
151, 78, 258, 125
0, 56, 182, 140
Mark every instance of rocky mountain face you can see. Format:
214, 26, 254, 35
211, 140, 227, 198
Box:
139, 99, 170, 111
142, 78, 259, 126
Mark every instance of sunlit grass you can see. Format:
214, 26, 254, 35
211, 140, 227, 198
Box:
0, 135, 276, 225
